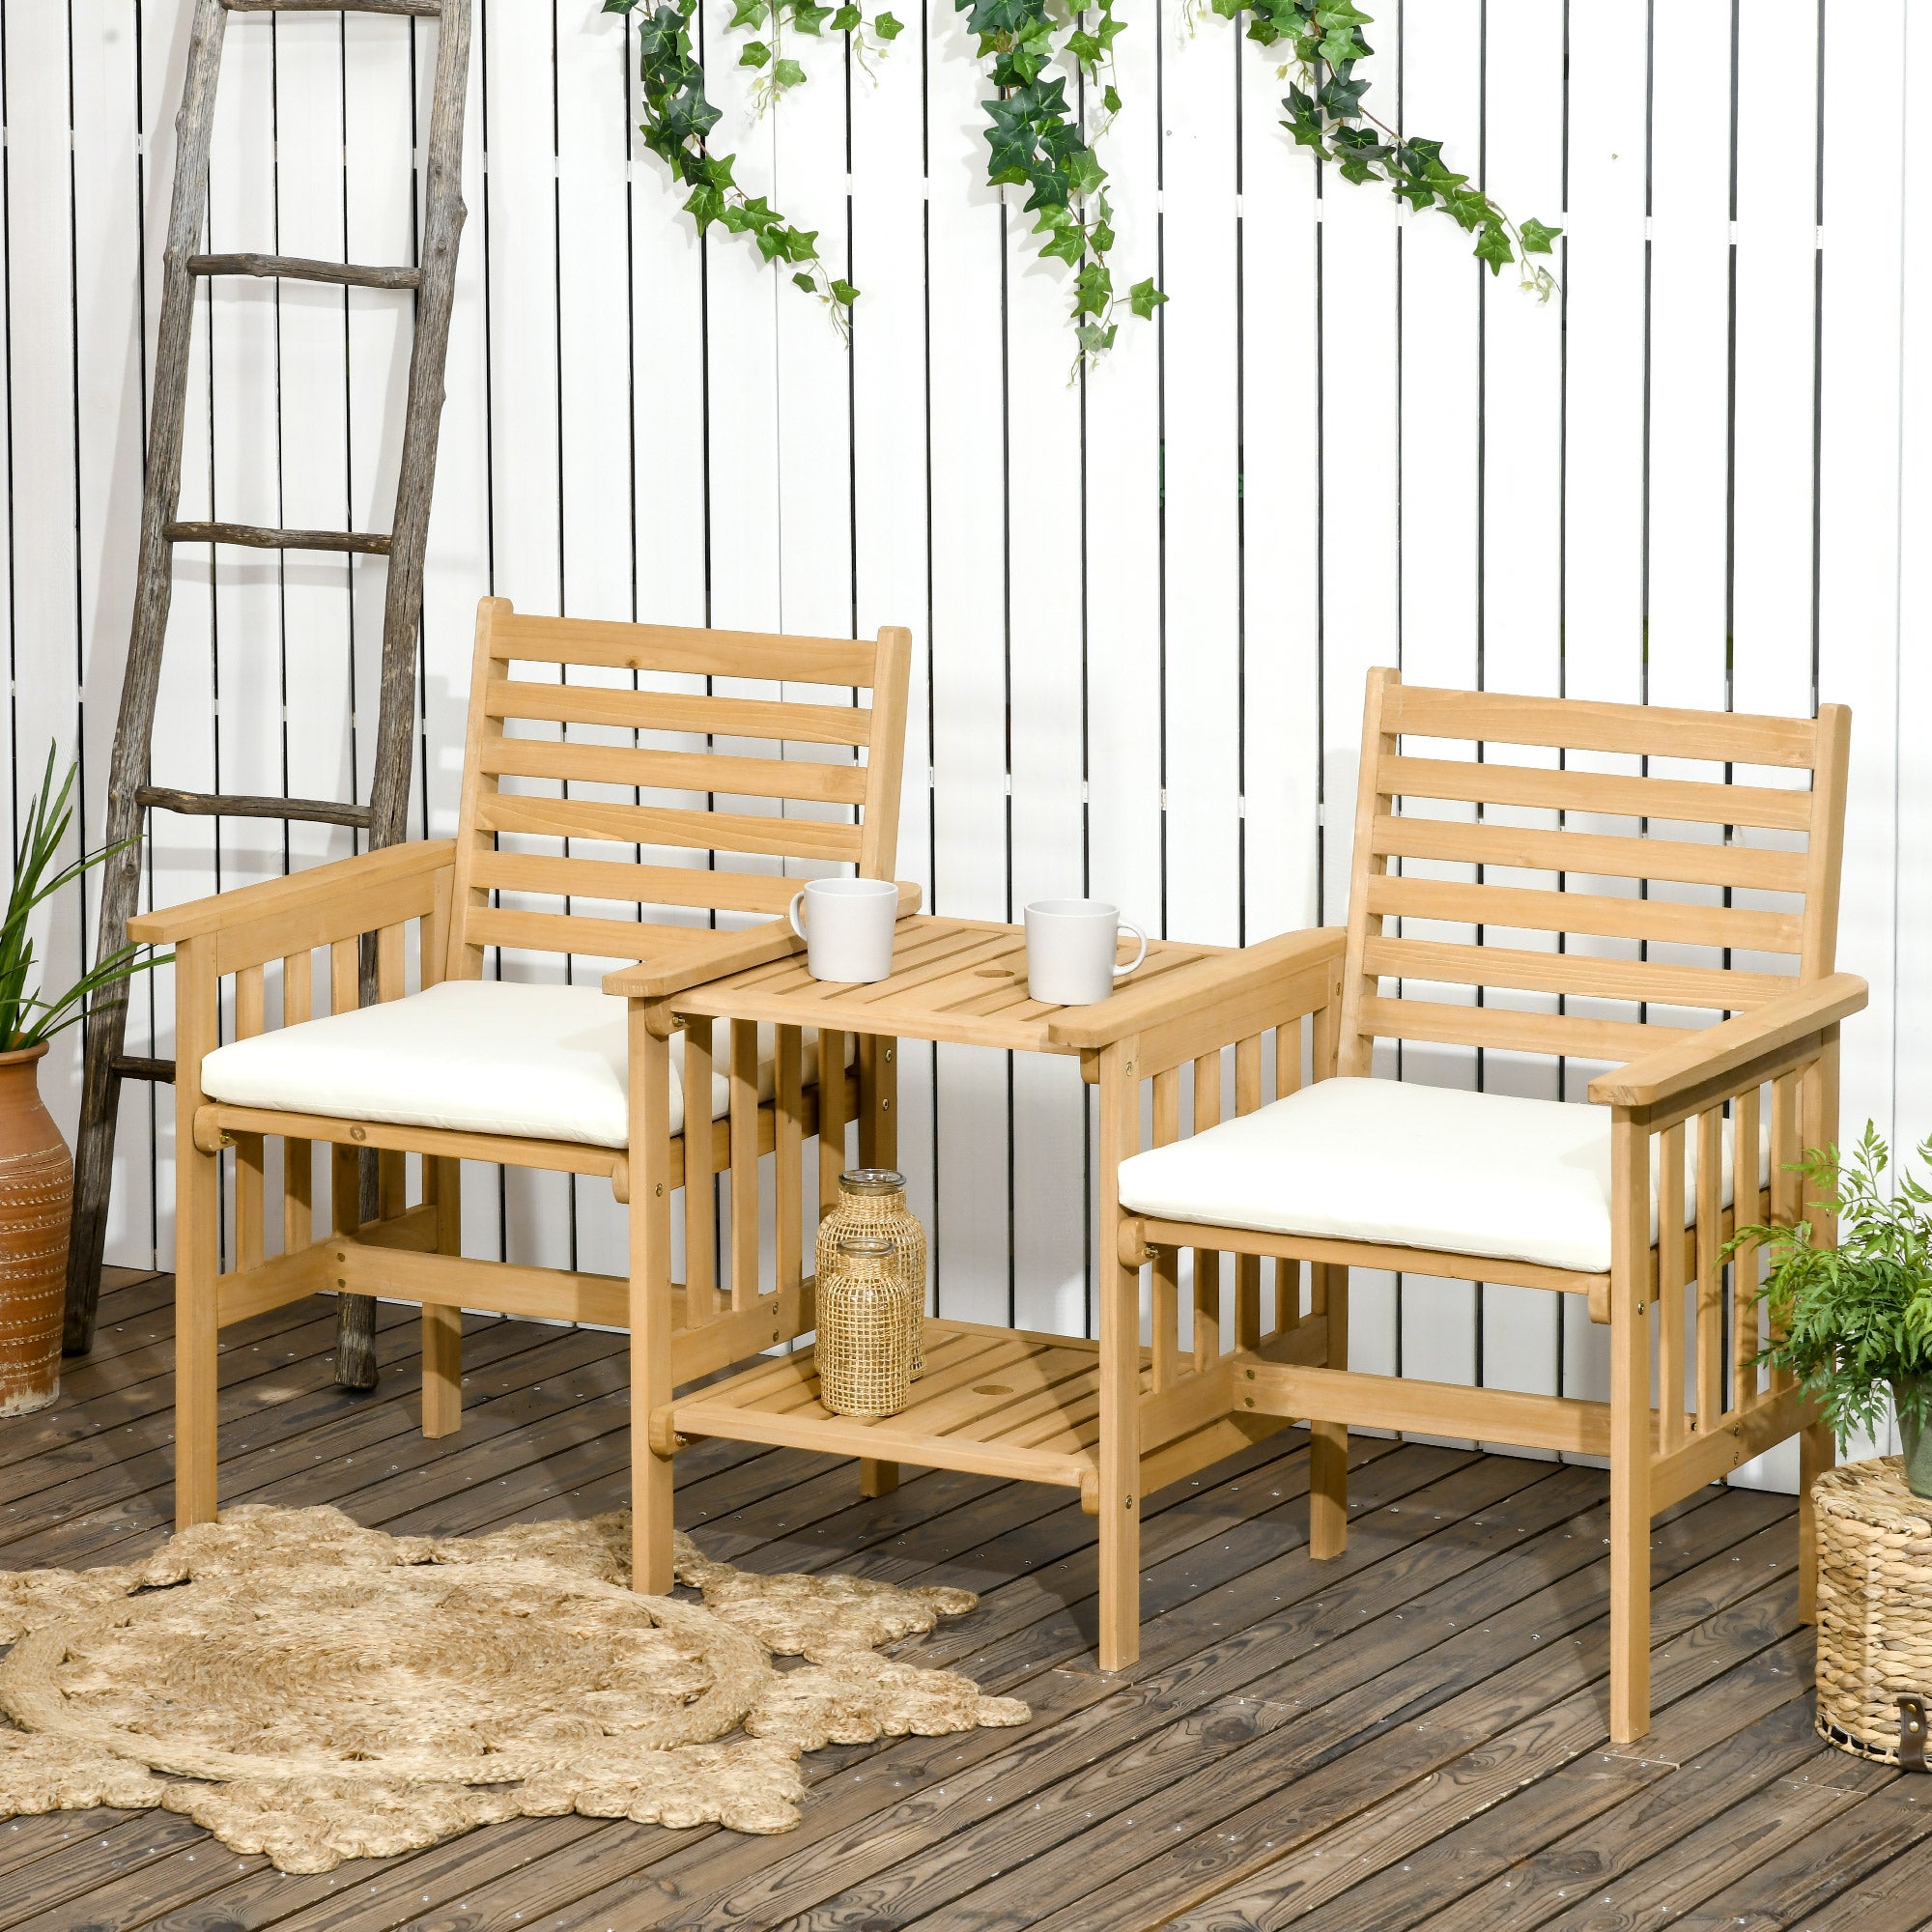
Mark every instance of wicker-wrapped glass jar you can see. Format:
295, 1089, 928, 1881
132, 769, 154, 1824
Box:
1813, 1458, 1932, 1763
817, 1235, 914, 1418
816, 1168, 927, 1377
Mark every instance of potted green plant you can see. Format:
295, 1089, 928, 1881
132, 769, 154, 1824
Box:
1730, 1122, 1932, 1495
0, 747, 163, 1415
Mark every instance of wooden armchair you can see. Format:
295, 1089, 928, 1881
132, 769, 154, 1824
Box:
1072, 668, 1863, 1741
131, 597, 912, 1588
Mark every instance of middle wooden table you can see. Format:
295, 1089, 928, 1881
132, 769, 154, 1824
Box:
619, 911, 1324, 1670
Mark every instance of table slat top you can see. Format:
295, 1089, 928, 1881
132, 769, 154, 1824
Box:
666, 914, 1225, 1053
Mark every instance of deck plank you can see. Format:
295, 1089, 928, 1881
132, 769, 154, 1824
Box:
0, 1283, 1889, 1932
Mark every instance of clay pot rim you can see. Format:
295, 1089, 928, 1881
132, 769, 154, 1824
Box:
0, 1039, 50, 1069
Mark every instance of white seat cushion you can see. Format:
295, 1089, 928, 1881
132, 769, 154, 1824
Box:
199, 980, 838, 1151
1116, 1075, 1763, 1276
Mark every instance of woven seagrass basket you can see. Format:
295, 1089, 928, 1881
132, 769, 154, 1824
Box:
816, 1169, 927, 1377
1813, 1458, 1932, 1765
816, 1235, 917, 1420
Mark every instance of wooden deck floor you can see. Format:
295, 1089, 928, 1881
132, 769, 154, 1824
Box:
1, 1272, 1929, 1932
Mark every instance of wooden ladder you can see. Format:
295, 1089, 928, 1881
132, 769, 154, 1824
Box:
65, 0, 473, 1388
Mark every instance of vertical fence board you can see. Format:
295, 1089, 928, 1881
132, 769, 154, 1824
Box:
925, 1, 1010, 1325
1470, 0, 1565, 1427
1390, 0, 1482, 1419
1316, 9, 1401, 1378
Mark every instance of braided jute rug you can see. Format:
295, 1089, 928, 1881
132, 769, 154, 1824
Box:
0, 1504, 1027, 1873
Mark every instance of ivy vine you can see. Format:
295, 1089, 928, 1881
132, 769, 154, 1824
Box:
604, 0, 1560, 368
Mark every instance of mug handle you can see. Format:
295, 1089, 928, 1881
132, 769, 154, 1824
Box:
1114, 921, 1149, 980
788, 889, 810, 941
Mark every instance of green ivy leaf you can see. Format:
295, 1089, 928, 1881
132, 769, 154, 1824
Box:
831, 2, 861, 27
1066, 27, 1102, 64
1073, 261, 1113, 317
874, 9, 905, 34
603, 0, 639, 14
1127, 276, 1167, 319
1040, 226, 1087, 267
1091, 216, 1115, 253
1473, 218, 1515, 273
830, 278, 860, 303
730, 0, 767, 21
1065, 145, 1106, 198
791, 0, 833, 29
1319, 71, 1369, 117
793, 270, 817, 291
1519, 216, 1562, 254
683, 182, 725, 230
962, 0, 1033, 34
773, 55, 808, 84
740, 39, 771, 64
1102, 82, 1122, 114
1284, 108, 1328, 152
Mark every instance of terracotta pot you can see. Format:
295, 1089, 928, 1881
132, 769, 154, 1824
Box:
0, 1041, 70, 1415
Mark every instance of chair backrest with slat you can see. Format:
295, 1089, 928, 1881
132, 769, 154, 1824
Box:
446, 598, 912, 978
1337, 667, 1850, 1076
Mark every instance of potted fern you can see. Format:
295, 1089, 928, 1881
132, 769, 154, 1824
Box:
0, 747, 163, 1414
1731, 1123, 1932, 1494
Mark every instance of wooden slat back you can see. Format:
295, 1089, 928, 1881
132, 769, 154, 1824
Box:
1339, 670, 1849, 1073
448, 597, 912, 974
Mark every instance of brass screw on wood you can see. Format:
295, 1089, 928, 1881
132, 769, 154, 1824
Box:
655, 1183, 664, 1197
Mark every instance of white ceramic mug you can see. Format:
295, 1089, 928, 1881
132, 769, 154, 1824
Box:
1024, 898, 1149, 1006
788, 877, 898, 983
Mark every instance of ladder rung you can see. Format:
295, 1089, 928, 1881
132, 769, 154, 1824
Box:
112, 1056, 177, 1085
164, 522, 391, 555
224, 2, 443, 16
136, 786, 375, 830
190, 252, 422, 292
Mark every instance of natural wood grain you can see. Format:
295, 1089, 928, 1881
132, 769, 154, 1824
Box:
1378, 751, 1816, 829
481, 732, 868, 805
1385, 680, 1821, 766
188, 249, 422, 287
490, 610, 880, 685
484, 674, 874, 747
163, 519, 391, 553
1365, 870, 1804, 953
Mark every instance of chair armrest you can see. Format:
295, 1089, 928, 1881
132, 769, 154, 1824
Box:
127, 839, 458, 946
1587, 972, 1867, 1112
599, 879, 923, 1002
1045, 925, 1348, 1051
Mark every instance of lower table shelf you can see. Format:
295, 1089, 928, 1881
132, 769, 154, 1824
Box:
668, 1317, 1137, 1492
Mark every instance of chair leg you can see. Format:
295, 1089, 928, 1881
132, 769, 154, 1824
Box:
1309, 1263, 1349, 1559
861, 1460, 899, 1497
1799, 1413, 1835, 1624
630, 1004, 676, 1596
421, 1156, 463, 1437
1609, 1120, 1654, 1745
1096, 1040, 1142, 1672
175, 1135, 220, 1530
